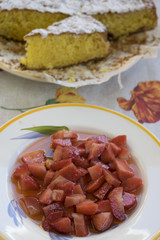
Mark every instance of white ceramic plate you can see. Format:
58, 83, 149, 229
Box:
0, 104, 160, 240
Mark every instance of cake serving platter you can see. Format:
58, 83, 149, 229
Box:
0, 23, 160, 88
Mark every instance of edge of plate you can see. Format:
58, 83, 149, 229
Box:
0, 103, 159, 147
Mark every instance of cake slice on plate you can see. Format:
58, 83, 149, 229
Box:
20, 14, 110, 69
82, 0, 157, 38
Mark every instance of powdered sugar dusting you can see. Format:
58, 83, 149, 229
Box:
26, 15, 107, 38
0, 0, 82, 15
81, 0, 154, 15
0, 0, 155, 15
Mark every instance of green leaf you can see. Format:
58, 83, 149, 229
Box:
22, 125, 69, 135
45, 99, 59, 105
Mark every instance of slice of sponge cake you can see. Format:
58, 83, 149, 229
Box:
0, 0, 81, 41
82, 0, 157, 38
20, 15, 110, 69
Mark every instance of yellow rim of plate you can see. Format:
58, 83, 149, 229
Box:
0, 103, 159, 147
0, 233, 8, 240
150, 231, 160, 240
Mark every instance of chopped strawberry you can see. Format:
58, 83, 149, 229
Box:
59, 163, 81, 182
43, 170, 55, 187
12, 164, 30, 179
114, 158, 134, 180
73, 140, 86, 149
88, 163, 103, 180
65, 194, 86, 208
94, 182, 111, 200
51, 139, 72, 148
52, 189, 65, 202
76, 200, 98, 215
51, 158, 72, 171
118, 148, 130, 160
50, 217, 72, 234
90, 159, 102, 166
85, 139, 97, 154
53, 145, 63, 161
92, 212, 113, 232
110, 135, 127, 148
55, 181, 74, 196
96, 200, 112, 213
108, 161, 116, 171
73, 157, 90, 169
63, 206, 74, 219
62, 146, 83, 161
103, 168, 121, 187
72, 213, 88, 237
122, 177, 143, 192
123, 192, 136, 209
78, 175, 91, 190
52, 129, 78, 140
88, 143, 105, 160
43, 210, 63, 231
85, 175, 105, 193
108, 187, 125, 221
45, 158, 54, 169
43, 203, 63, 216
110, 143, 121, 156
47, 175, 69, 190
89, 135, 108, 143
20, 196, 42, 216
101, 143, 115, 163
73, 184, 84, 194
39, 188, 53, 204
20, 150, 45, 164
20, 175, 40, 191
77, 167, 88, 177
28, 162, 46, 179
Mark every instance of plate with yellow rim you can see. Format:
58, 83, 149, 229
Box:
0, 103, 160, 240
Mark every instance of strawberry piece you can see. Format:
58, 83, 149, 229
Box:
20, 175, 40, 191
94, 182, 111, 200
89, 135, 108, 143
85, 175, 105, 193
12, 164, 30, 179
45, 158, 54, 169
47, 175, 69, 190
73, 140, 86, 149
88, 163, 103, 180
65, 194, 86, 207
122, 177, 143, 192
77, 167, 88, 177
52, 129, 78, 140
52, 189, 65, 202
55, 181, 74, 196
114, 158, 134, 180
59, 163, 81, 182
43, 210, 63, 231
73, 157, 90, 169
96, 200, 112, 213
108, 161, 116, 171
90, 159, 102, 166
39, 188, 53, 204
123, 192, 136, 209
85, 139, 97, 154
92, 212, 113, 232
103, 168, 121, 187
51, 139, 72, 148
20, 196, 42, 216
21, 150, 45, 164
63, 206, 74, 219
50, 217, 72, 234
28, 162, 46, 179
108, 187, 125, 221
110, 143, 121, 156
101, 143, 115, 163
43, 170, 55, 187
62, 146, 83, 161
118, 147, 130, 160
53, 145, 63, 161
43, 203, 63, 216
76, 200, 98, 215
72, 213, 88, 237
110, 135, 127, 148
78, 175, 90, 190
51, 158, 72, 171
88, 143, 105, 160
73, 184, 84, 194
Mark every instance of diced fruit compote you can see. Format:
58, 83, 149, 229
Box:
11, 130, 143, 237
